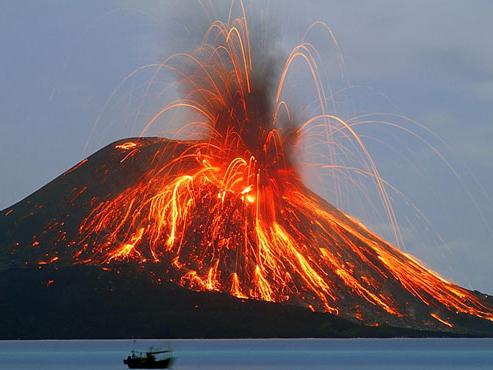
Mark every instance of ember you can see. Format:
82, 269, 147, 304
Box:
28, 2, 493, 330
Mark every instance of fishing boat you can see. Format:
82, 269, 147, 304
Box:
123, 343, 174, 369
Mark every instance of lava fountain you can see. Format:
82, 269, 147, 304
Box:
14, 4, 493, 330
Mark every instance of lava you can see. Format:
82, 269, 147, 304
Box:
19, 2, 493, 330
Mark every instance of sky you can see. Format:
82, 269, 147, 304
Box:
1, 1, 492, 293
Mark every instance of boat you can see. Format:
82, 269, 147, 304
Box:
123, 343, 175, 369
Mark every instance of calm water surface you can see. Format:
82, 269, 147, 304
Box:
0, 339, 492, 370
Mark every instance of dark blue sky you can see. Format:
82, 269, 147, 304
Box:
1, 1, 492, 293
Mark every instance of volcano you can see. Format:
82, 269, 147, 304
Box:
1, 137, 492, 337
2, 7, 493, 338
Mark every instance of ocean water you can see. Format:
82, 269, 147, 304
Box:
0, 338, 492, 370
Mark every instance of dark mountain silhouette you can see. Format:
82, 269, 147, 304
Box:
1, 264, 474, 340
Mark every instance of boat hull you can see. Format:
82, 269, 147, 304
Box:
124, 357, 174, 369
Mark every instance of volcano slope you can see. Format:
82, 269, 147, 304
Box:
4, 264, 472, 339
1, 137, 493, 338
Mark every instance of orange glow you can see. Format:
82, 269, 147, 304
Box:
230, 272, 247, 299
38, 256, 59, 265
106, 227, 145, 262
35, 1, 493, 329
115, 141, 138, 150
431, 313, 454, 328
63, 159, 88, 176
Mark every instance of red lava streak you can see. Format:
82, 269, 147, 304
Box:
35, 4, 493, 329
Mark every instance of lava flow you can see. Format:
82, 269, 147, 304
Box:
8, 4, 493, 331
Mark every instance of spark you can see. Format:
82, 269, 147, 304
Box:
33, 1, 493, 328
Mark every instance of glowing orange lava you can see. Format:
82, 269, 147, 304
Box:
40, 3, 493, 329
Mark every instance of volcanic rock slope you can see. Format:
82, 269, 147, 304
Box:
1, 137, 492, 337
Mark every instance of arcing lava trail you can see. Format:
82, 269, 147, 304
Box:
2, 6, 493, 333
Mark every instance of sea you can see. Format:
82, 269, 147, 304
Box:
0, 338, 492, 370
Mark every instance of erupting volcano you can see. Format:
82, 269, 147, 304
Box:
2, 4, 493, 336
